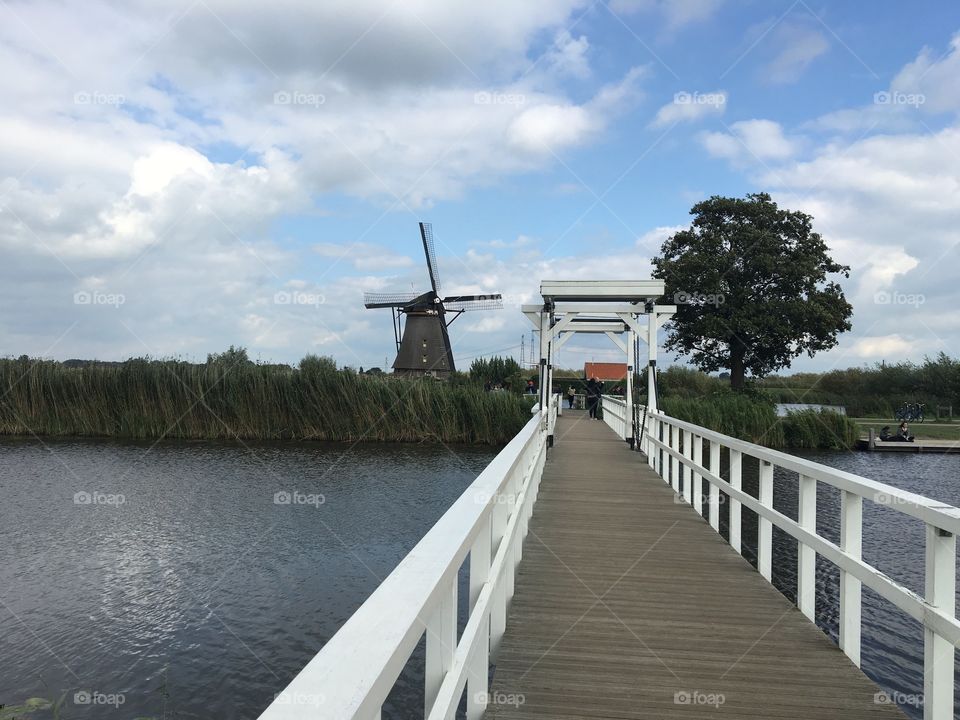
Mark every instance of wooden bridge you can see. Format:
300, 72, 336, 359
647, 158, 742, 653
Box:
259, 281, 959, 720
487, 410, 905, 719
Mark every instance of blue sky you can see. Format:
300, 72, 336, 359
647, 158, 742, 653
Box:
2, 0, 959, 373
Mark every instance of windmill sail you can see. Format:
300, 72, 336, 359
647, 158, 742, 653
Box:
443, 294, 503, 312
419, 222, 441, 296
363, 291, 421, 308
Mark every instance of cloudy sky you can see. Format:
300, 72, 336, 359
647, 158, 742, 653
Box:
2, 0, 959, 372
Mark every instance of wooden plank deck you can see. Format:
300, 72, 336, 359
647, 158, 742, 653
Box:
487, 410, 906, 719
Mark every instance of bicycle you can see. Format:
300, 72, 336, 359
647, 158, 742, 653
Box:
894, 402, 925, 423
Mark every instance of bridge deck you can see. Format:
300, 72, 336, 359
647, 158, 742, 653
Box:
488, 410, 905, 719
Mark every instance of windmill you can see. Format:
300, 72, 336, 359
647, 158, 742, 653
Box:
364, 222, 503, 377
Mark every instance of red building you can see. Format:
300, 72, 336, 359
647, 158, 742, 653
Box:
583, 362, 628, 381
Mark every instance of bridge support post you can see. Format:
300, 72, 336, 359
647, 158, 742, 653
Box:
729, 449, 742, 554
797, 475, 817, 621
425, 579, 457, 715
840, 490, 862, 667
758, 461, 773, 581
708, 440, 720, 530
924, 524, 955, 720
625, 326, 635, 447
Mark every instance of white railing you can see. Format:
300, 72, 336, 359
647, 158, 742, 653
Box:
601, 395, 627, 439
259, 403, 552, 720
642, 410, 960, 720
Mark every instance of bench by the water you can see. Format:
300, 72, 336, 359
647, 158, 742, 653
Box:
258, 393, 960, 720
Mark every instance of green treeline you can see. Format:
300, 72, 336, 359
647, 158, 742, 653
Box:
0, 351, 530, 444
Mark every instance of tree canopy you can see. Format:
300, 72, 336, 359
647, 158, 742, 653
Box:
652, 193, 853, 390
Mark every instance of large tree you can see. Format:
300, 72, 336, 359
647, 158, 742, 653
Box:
652, 193, 853, 390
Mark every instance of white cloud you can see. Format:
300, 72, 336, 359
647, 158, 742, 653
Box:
849, 335, 913, 359
610, 0, 723, 30
650, 90, 726, 127
765, 25, 829, 84
636, 225, 687, 252
701, 119, 798, 162
890, 31, 960, 114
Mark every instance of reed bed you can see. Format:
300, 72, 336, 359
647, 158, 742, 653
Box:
660, 395, 859, 449
0, 357, 529, 445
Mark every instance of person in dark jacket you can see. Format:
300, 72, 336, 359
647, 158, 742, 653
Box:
586, 377, 603, 419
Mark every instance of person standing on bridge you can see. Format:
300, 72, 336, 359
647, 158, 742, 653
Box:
566, 385, 576, 409
586, 377, 602, 419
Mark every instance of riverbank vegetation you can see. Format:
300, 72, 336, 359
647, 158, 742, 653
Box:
0, 350, 530, 444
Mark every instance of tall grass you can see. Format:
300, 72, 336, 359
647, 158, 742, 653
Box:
660, 395, 859, 449
0, 356, 529, 444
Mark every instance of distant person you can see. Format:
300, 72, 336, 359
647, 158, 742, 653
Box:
526, 379, 536, 395
586, 377, 603, 419
483, 380, 491, 392
879, 425, 892, 441
566, 385, 576, 409
897, 422, 914, 442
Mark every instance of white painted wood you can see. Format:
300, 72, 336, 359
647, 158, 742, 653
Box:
924, 524, 956, 720
647, 429, 960, 646
758, 460, 773, 581
669, 424, 679, 493
729, 449, 742, 554
425, 580, 457, 715
708, 440, 720, 531
470, 519, 491, 613
840, 490, 862, 667
258, 410, 547, 720
797, 474, 817, 622
692, 434, 703, 515
465, 614, 489, 720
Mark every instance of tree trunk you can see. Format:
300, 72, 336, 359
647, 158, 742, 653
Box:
730, 341, 746, 391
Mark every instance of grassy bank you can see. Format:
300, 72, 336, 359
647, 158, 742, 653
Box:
0, 354, 530, 444
660, 394, 859, 450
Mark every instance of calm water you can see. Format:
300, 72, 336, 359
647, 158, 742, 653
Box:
3, 439, 960, 720
0, 438, 496, 719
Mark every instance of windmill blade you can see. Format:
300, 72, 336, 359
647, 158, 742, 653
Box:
443, 294, 503, 312
419, 222, 442, 296
363, 291, 420, 308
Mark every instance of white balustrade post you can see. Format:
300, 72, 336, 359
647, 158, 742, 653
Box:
708, 440, 720, 531
692, 435, 703, 515
729, 449, 742, 554
797, 475, 817, 621
923, 524, 956, 720
466, 614, 490, 720
681, 429, 692, 504
758, 460, 773, 581
424, 579, 457, 715
470, 517, 491, 613
669, 425, 679, 492
840, 490, 862, 667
